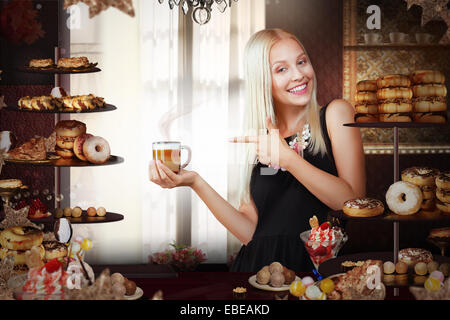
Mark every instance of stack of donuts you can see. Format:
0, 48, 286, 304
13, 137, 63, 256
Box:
377, 74, 413, 122
354, 80, 379, 123
0, 226, 44, 273
401, 167, 440, 214
436, 172, 450, 214
410, 70, 447, 123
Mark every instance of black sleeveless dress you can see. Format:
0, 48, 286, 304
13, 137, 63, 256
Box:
230, 103, 338, 273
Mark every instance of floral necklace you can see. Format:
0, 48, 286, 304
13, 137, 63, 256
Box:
279, 123, 310, 171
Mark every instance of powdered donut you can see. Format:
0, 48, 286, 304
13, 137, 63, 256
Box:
386, 181, 422, 215
82, 136, 111, 164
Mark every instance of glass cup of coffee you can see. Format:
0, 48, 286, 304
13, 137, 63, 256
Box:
152, 141, 191, 173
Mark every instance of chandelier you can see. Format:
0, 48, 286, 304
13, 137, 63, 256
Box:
158, 0, 239, 25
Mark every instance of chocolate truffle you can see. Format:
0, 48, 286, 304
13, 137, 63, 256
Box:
282, 267, 296, 285
427, 261, 439, 274
270, 272, 285, 287
63, 206, 72, 217
124, 279, 137, 296
112, 282, 126, 296
269, 262, 283, 274
256, 269, 271, 285
97, 206, 107, 217
72, 206, 82, 218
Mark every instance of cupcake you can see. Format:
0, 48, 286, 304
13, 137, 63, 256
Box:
232, 287, 247, 300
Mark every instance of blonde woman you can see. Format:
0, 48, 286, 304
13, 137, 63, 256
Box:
149, 29, 366, 272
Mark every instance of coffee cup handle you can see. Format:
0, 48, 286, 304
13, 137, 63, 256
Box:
180, 145, 191, 169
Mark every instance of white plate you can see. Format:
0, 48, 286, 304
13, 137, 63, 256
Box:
124, 287, 143, 300
248, 275, 301, 292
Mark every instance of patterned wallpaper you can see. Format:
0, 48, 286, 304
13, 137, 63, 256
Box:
344, 0, 450, 145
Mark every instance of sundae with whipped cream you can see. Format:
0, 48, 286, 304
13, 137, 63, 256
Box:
300, 216, 347, 269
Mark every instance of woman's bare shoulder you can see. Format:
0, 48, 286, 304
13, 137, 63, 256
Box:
325, 99, 355, 122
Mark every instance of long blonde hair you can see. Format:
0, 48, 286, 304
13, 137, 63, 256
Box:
238, 29, 327, 206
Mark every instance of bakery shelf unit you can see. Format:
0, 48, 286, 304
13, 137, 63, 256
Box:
325, 121, 448, 296
2, 47, 125, 226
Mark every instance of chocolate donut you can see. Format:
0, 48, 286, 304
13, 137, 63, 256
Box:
343, 198, 385, 217
436, 172, 450, 190
401, 167, 440, 187
398, 248, 433, 268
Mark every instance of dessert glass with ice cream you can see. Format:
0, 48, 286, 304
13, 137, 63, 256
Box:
300, 221, 348, 270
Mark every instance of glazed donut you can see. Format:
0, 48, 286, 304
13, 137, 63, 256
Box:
355, 91, 378, 104
356, 80, 378, 92
386, 181, 422, 215
377, 87, 413, 100
378, 101, 412, 114
0, 245, 45, 265
377, 75, 411, 88
401, 167, 439, 187
412, 84, 447, 97
343, 198, 384, 217
55, 120, 87, 149
355, 104, 378, 114
436, 199, 450, 214
0, 227, 43, 251
421, 185, 436, 200
410, 70, 445, 84
398, 248, 433, 268
42, 241, 68, 261
436, 172, 450, 189
436, 188, 450, 203
83, 136, 111, 164
429, 227, 450, 239
73, 133, 94, 161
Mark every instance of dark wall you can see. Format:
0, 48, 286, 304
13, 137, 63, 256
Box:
266, 0, 343, 107
0, 0, 59, 208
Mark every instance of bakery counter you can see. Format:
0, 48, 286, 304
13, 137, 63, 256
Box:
126, 271, 416, 300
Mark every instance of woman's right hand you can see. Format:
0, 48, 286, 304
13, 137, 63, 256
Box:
149, 160, 198, 189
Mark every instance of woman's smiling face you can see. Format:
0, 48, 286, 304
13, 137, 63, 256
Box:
270, 37, 315, 109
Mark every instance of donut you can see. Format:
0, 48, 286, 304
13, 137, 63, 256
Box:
386, 181, 422, 215
356, 80, 378, 92
55, 120, 87, 150
421, 185, 436, 200
420, 198, 435, 211
0, 179, 22, 189
0, 245, 45, 265
355, 104, 378, 114
410, 70, 445, 84
378, 101, 412, 114
83, 136, 111, 164
412, 84, 447, 97
401, 167, 439, 187
343, 198, 384, 217
436, 172, 450, 190
429, 227, 450, 239
413, 112, 447, 124
379, 113, 412, 122
398, 248, 433, 268
55, 146, 75, 159
436, 188, 450, 203
355, 113, 378, 123
436, 199, 450, 214
0, 227, 43, 251
355, 91, 378, 104
42, 241, 68, 261
377, 74, 411, 88
412, 98, 447, 113
377, 87, 413, 100
73, 133, 94, 161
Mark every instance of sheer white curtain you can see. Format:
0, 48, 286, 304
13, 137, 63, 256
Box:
68, 0, 264, 265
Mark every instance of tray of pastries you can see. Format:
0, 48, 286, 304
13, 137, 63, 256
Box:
53, 206, 124, 224
21, 57, 101, 74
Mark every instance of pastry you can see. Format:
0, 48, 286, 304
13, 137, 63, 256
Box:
386, 181, 422, 215
29, 58, 54, 68
97, 207, 107, 217
436, 199, 450, 214
0, 226, 43, 251
377, 74, 413, 123
398, 248, 433, 268
355, 113, 378, 123
7, 137, 46, 161
0, 245, 45, 266
42, 240, 68, 261
402, 167, 439, 186
410, 70, 445, 84
377, 74, 411, 88
87, 207, 97, 217
256, 268, 270, 285
395, 261, 408, 274
415, 262, 428, 275
343, 198, 384, 217
83, 136, 111, 164
429, 227, 450, 239
232, 287, 246, 300
355, 91, 378, 104
0, 179, 22, 189
269, 261, 283, 274
383, 261, 395, 274
436, 172, 450, 189
282, 267, 296, 285
355, 80, 379, 123
341, 260, 364, 272
55, 120, 86, 150
57, 56, 90, 69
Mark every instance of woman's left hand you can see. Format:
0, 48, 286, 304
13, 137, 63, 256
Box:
230, 116, 294, 169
